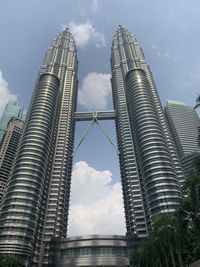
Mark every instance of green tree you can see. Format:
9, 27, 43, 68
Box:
132, 92, 200, 267
154, 214, 177, 267
0, 255, 24, 267
183, 156, 200, 240
132, 156, 200, 267
194, 94, 200, 110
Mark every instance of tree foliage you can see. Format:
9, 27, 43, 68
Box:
0, 255, 25, 267
132, 156, 200, 267
194, 94, 200, 110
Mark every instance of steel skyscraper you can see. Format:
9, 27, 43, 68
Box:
0, 26, 184, 267
0, 28, 78, 266
111, 26, 183, 238
165, 100, 200, 176
165, 100, 200, 156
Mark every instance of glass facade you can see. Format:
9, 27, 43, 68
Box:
62, 247, 127, 258
165, 100, 200, 156
165, 100, 200, 177
0, 117, 24, 204
0, 101, 23, 143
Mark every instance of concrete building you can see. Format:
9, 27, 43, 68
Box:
165, 100, 200, 177
0, 117, 24, 204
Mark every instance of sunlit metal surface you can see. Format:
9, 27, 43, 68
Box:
50, 235, 129, 267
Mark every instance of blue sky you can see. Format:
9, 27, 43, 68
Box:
0, 0, 200, 236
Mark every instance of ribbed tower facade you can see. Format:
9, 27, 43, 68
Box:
0, 25, 184, 266
111, 26, 183, 237
0, 29, 78, 266
0, 117, 24, 204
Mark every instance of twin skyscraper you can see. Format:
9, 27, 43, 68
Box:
0, 26, 184, 266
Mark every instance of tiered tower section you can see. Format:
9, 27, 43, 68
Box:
111, 26, 182, 237
39, 28, 78, 266
0, 29, 78, 266
0, 26, 183, 266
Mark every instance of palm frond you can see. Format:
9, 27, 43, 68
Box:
194, 95, 200, 109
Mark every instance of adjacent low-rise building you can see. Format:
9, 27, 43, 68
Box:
49, 235, 129, 267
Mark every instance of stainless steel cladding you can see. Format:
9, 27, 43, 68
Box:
0, 117, 24, 204
111, 26, 182, 237
50, 235, 129, 267
0, 28, 78, 266
0, 73, 60, 258
125, 69, 180, 221
0, 25, 183, 266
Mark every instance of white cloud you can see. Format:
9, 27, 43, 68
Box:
65, 21, 106, 48
70, 161, 112, 204
78, 72, 111, 110
0, 70, 17, 117
68, 161, 125, 236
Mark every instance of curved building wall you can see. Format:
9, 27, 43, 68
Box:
111, 28, 148, 238
111, 26, 182, 235
0, 28, 79, 267
0, 117, 24, 204
125, 69, 180, 223
49, 235, 129, 267
0, 73, 60, 260
39, 29, 78, 266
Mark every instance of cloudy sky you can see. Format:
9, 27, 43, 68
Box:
0, 0, 200, 236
